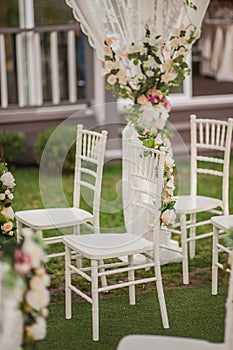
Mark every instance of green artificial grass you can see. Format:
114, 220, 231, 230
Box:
38, 285, 227, 350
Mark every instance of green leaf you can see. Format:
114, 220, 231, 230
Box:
143, 138, 154, 148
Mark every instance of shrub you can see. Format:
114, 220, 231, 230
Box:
34, 126, 76, 172
0, 130, 26, 164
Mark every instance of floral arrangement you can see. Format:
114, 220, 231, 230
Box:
102, 21, 197, 142
0, 162, 16, 244
1, 228, 50, 349
102, 21, 197, 226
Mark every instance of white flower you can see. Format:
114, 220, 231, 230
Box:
7, 193, 14, 200
161, 209, 176, 226
30, 276, 46, 291
26, 288, 50, 311
30, 274, 50, 291
165, 153, 175, 169
148, 37, 157, 46
143, 55, 156, 68
22, 239, 45, 268
27, 316, 47, 340
0, 193, 5, 200
1, 206, 14, 220
0, 172, 15, 188
146, 70, 154, 77
140, 104, 169, 132
161, 71, 178, 84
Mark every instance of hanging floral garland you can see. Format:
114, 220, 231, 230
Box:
1, 229, 50, 350
0, 162, 16, 245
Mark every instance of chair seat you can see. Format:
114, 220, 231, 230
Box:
15, 207, 93, 230
175, 195, 222, 215
211, 214, 233, 231
63, 233, 153, 260
117, 335, 225, 350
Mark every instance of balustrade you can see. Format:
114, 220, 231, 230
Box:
0, 23, 87, 109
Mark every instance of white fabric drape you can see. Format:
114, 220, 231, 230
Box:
66, 0, 210, 60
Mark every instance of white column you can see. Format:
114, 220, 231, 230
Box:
16, 33, 26, 107
67, 30, 77, 103
0, 35, 8, 108
51, 31, 60, 105
18, 0, 38, 106
93, 51, 105, 124
34, 32, 43, 105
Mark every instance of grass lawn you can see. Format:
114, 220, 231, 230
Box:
38, 286, 227, 350
11, 159, 233, 349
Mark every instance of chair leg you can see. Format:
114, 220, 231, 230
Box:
76, 255, 83, 269
91, 259, 99, 341
36, 229, 43, 239
99, 259, 107, 288
189, 213, 196, 259
74, 225, 83, 268
154, 263, 169, 328
180, 214, 189, 285
128, 255, 135, 305
65, 245, 72, 319
212, 226, 219, 295
16, 220, 22, 242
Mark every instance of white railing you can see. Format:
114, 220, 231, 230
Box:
0, 24, 86, 109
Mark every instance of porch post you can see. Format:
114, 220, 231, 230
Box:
93, 51, 106, 125
18, 0, 38, 106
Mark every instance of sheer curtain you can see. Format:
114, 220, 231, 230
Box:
66, 0, 210, 60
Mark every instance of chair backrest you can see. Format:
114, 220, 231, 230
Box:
190, 115, 233, 214
126, 141, 167, 248
73, 125, 107, 229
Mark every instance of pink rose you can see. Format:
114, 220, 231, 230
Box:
1, 221, 13, 232
162, 96, 171, 111
137, 94, 148, 106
